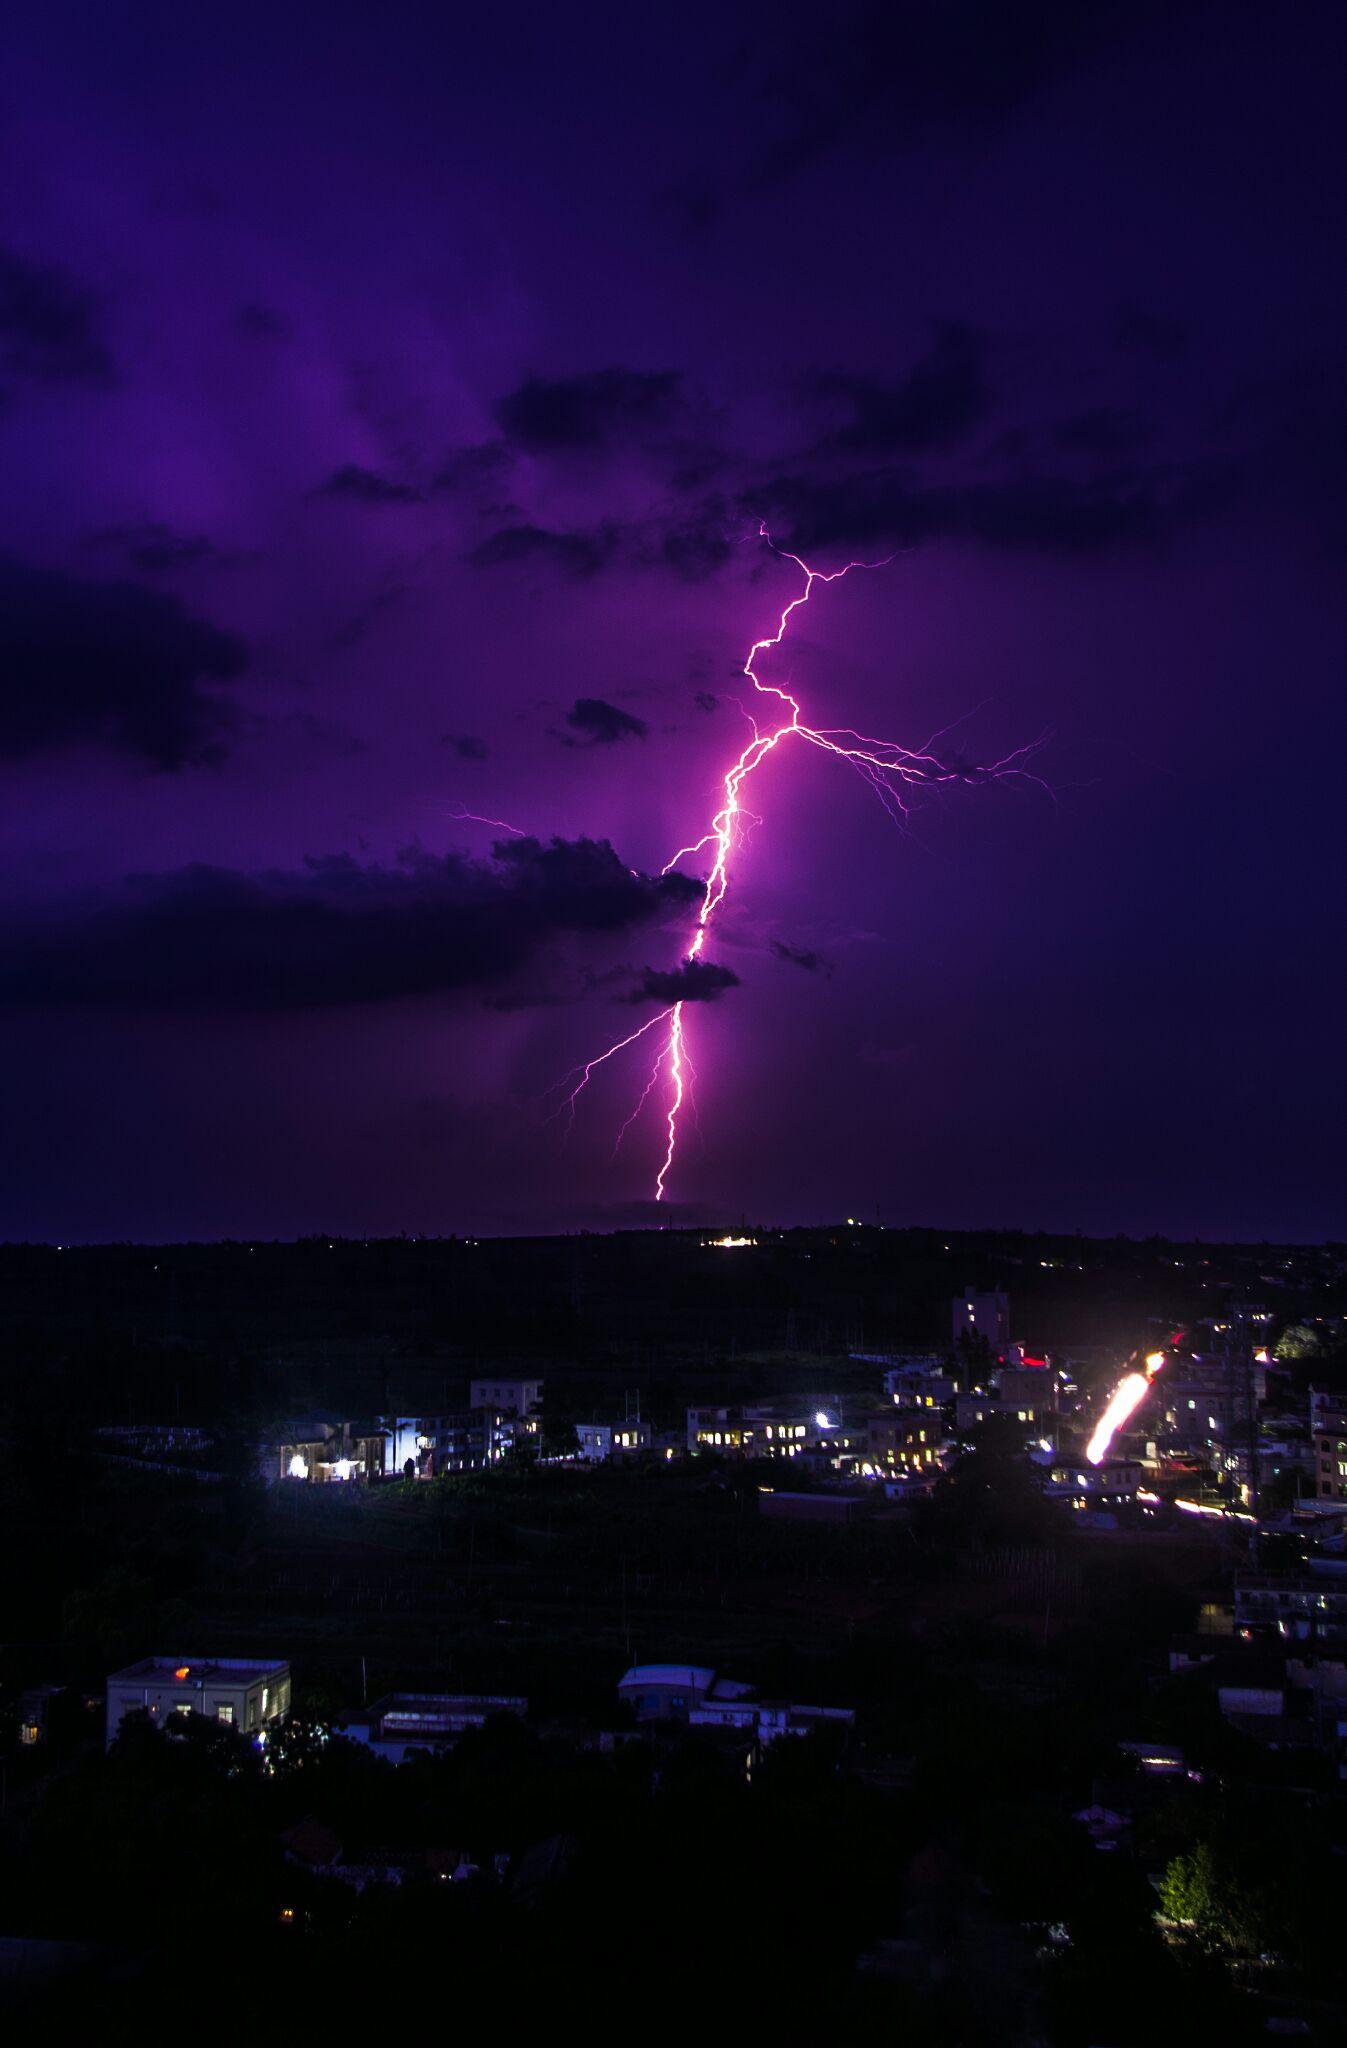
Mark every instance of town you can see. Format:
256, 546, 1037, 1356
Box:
2, 1225, 1346, 2036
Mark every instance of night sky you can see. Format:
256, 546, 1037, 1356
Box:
2, 2, 1344, 1242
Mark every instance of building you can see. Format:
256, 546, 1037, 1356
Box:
617, 1664, 756, 1721
576, 1418, 652, 1462
955, 1383, 1056, 1433
105, 1655, 290, 1747
1153, 1353, 1265, 1451
865, 1408, 941, 1477
616, 1663, 853, 1748
1311, 1387, 1347, 1502
1042, 1457, 1142, 1510
469, 1377, 542, 1417
689, 1698, 856, 1746
17, 1684, 70, 1748
882, 1362, 958, 1411
954, 1289, 1010, 1351
686, 1404, 815, 1457
1235, 1573, 1347, 1643
341, 1693, 527, 1763
265, 1415, 385, 1484
415, 1408, 536, 1474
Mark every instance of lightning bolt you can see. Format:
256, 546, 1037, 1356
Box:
565, 524, 1045, 1203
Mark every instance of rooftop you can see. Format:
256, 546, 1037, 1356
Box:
109, 1656, 289, 1686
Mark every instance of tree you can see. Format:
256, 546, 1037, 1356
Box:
1160, 1839, 1287, 1957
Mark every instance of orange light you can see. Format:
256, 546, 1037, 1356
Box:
174, 1666, 190, 1680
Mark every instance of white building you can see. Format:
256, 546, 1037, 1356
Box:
469, 1377, 542, 1417
576, 1419, 652, 1461
341, 1693, 527, 1763
954, 1290, 1010, 1350
105, 1655, 290, 1748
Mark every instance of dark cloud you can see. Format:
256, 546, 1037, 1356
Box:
495, 367, 682, 452
815, 323, 989, 454
88, 523, 221, 572
694, 690, 719, 714
443, 732, 489, 760
0, 557, 247, 768
758, 464, 1162, 556
0, 838, 701, 1013
318, 463, 422, 504
465, 522, 616, 577
628, 959, 740, 1005
748, 1, 1227, 185
561, 697, 649, 747
0, 245, 112, 385
771, 938, 832, 976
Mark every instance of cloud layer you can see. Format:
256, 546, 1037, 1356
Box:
0, 838, 701, 1012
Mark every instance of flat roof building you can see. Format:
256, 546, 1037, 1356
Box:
105, 1655, 291, 1748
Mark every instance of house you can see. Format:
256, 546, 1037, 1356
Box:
340, 1693, 528, 1763
617, 1664, 755, 1721
105, 1655, 291, 1747
576, 1418, 652, 1462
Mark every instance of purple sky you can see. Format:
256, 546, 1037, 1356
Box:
2, 2, 1344, 1242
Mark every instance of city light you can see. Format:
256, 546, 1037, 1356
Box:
287, 1454, 308, 1479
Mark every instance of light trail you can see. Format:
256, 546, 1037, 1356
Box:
1085, 1346, 1172, 1465
567, 524, 1046, 1201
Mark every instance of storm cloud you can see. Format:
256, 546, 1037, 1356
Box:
629, 959, 740, 1005
0, 838, 701, 1013
815, 324, 989, 455
561, 698, 648, 747
0, 557, 247, 768
495, 367, 682, 452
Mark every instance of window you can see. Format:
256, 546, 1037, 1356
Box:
216, 1703, 234, 1723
